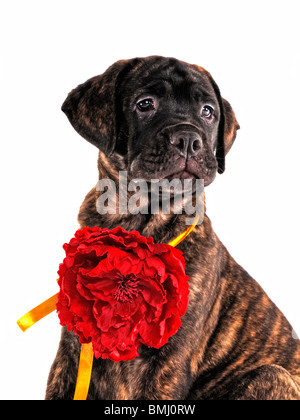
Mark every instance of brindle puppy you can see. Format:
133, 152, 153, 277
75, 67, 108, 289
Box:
46, 56, 300, 400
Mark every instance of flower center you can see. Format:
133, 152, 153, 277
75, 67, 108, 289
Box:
114, 274, 139, 303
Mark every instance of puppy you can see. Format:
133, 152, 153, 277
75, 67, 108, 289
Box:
46, 56, 300, 400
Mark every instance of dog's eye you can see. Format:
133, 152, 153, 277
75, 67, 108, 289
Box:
201, 106, 214, 119
136, 98, 155, 112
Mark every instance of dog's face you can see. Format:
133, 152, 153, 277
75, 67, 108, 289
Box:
62, 56, 239, 187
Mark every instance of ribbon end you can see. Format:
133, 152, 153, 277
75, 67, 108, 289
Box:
16, 293, 59, 332
17, 317, 31, 332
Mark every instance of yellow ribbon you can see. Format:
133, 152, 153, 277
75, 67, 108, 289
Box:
73, 342, 94, 400
168, 216, 200, 247
17, 293, 59, 332
17, 217, 199, 400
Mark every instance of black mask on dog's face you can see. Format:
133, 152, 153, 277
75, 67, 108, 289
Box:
62, 56, 239, 187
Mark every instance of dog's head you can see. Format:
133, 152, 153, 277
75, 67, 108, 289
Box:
62, 56, 239, 187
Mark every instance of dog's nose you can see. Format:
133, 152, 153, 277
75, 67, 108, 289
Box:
170, 131, 202, 159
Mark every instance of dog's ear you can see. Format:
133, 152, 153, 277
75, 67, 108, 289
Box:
216, 97, 240, 174
61, 60, 131, 155
203, 72, 240, 174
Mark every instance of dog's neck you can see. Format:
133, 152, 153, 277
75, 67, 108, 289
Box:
78, 154, 209, 244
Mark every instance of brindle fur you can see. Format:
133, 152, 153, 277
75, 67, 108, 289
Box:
46, 57, 300, 400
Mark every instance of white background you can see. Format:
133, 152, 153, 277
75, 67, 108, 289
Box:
1, 0, 299, 400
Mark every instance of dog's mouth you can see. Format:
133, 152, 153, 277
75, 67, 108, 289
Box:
166, 170, 196, 181
165, 157, 206, 181
129, 153, 217, 187
164, 159, 217, 187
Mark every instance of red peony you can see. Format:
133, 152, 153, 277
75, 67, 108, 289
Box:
56, 226, 189, 362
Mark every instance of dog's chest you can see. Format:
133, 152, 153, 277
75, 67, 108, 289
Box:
92, 349, 160, 399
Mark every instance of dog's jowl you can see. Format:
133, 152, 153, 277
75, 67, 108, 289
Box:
45, 56, 300, 400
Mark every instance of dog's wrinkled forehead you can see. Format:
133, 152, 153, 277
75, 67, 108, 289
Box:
119, 57, 216, 104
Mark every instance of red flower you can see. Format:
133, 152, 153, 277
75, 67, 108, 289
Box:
56, 226, 189, 362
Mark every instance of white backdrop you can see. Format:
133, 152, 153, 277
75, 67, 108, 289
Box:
1, 0, 299, 400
